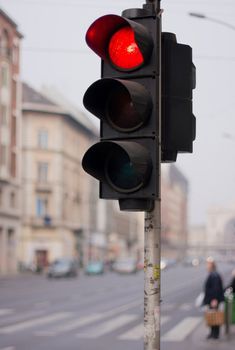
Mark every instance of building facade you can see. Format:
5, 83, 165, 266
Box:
0, 9, 22, 275
20, 83, 97, 270
206, 204, 235, 257
161, 164, 189, 258
20, 83, 144, 269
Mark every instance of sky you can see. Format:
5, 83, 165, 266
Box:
0, 0, 235, 225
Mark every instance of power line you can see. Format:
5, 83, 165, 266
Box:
23, 46, 87, 54
195, 55, 235, 62
22, 47, 235, 62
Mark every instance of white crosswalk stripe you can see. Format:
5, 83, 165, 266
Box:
118, 315, 170, 340
0, 309, 14, 317
0, 312, 72, 334
35, 299, 141, 336
162, 316, 202, 342
35, 313, 106, 336
179, 303, 193, 311
0, 310, 45, 327
76, 314, 139, 338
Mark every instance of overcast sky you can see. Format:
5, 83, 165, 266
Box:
1, 0, 235, 225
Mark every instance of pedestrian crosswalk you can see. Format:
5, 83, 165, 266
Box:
162, 317, 202, 342
0, 306, 202, 342
0, 312, 72, 334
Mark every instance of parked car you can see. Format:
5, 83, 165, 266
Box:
112, 258, 137, 274
182, 256, 200, 267
85, 261, 104, 275
160, 259, 167, 270
47, 258, 78, 278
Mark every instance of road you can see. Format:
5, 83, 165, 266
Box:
0, 263, 234, 350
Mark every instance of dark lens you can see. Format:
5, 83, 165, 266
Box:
106, 85, 142, 131
105, 148, 142, 192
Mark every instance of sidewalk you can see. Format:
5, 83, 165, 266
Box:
192, 320, 235, 349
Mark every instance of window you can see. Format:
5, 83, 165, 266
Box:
12, 44, 18, 65
7, 229, 14, 246
0, 145, 7, 166
1, 65, 9, 87
1, 30, 10, 57
11, 116, 17, 147
1, 105, 8, 125
38, 130, 48, 149
11, 152, 16, 178
10, 192, 16, 208
37, 162, 48, 182
36, 197, 48, 217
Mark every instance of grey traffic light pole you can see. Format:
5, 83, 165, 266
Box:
144, 1, 162, 350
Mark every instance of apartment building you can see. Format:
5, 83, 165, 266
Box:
20, 83, 97, 270
0, 9, 22, 275
161, 164, 189, 258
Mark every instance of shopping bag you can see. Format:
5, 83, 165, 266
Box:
204, 310, 224, 326
195, 292, 204, 308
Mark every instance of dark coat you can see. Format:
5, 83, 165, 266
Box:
203, 271, 224, 306
227, 277, 235, 292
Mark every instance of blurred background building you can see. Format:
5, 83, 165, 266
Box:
19, 83, 97, 271
206, 203, 235, 259
161, 164, 189, 259
0, 9, 22, 275
19, 83, 143, 271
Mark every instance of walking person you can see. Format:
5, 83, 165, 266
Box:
226, 268, 235, 292
203, 257, 224, 340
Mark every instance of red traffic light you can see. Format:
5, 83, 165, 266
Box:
86, 14, 153, 72
109, 26, 144, 70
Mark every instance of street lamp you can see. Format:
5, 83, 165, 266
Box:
189, 12, 235, 31
223, 132, 235, 141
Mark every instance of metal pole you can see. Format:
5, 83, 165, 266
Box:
144, 202, 161, 349
144, 1, 162, 350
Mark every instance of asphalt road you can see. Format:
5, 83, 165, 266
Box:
0, 262, 233, 350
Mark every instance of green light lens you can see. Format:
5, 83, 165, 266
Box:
105, 149, 142, 192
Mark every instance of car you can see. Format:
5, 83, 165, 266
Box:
47, 258, 78, 278
112, 258, 137, 274
85, 261, 104, 275
182, 256, 200, 267
160, 259, 167, 270
160, 258, 177, 270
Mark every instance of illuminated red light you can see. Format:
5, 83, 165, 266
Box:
108, 26, 144, 70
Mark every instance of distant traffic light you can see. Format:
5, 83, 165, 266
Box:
161, 32, 196, 162
82, 8, 160, 212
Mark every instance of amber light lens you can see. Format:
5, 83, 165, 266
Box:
108, 26, 144, 70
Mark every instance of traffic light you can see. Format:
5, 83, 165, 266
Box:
82, 7, 160, 212
161, 32, 196, 162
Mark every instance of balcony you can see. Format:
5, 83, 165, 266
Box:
35, 181, 53, 193
0, 166, 10, 184
26, 215, 56, 228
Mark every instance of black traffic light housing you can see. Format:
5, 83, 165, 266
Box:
161, 32, 196, 162
82, 7, 161, 212
82, 5, 196, 211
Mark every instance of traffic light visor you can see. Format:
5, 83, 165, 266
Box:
83, 78, 152, 132
86, 14, 153, 71
82, 141, 152, 193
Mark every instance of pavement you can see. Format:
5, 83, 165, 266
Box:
192, 319, 235, 349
